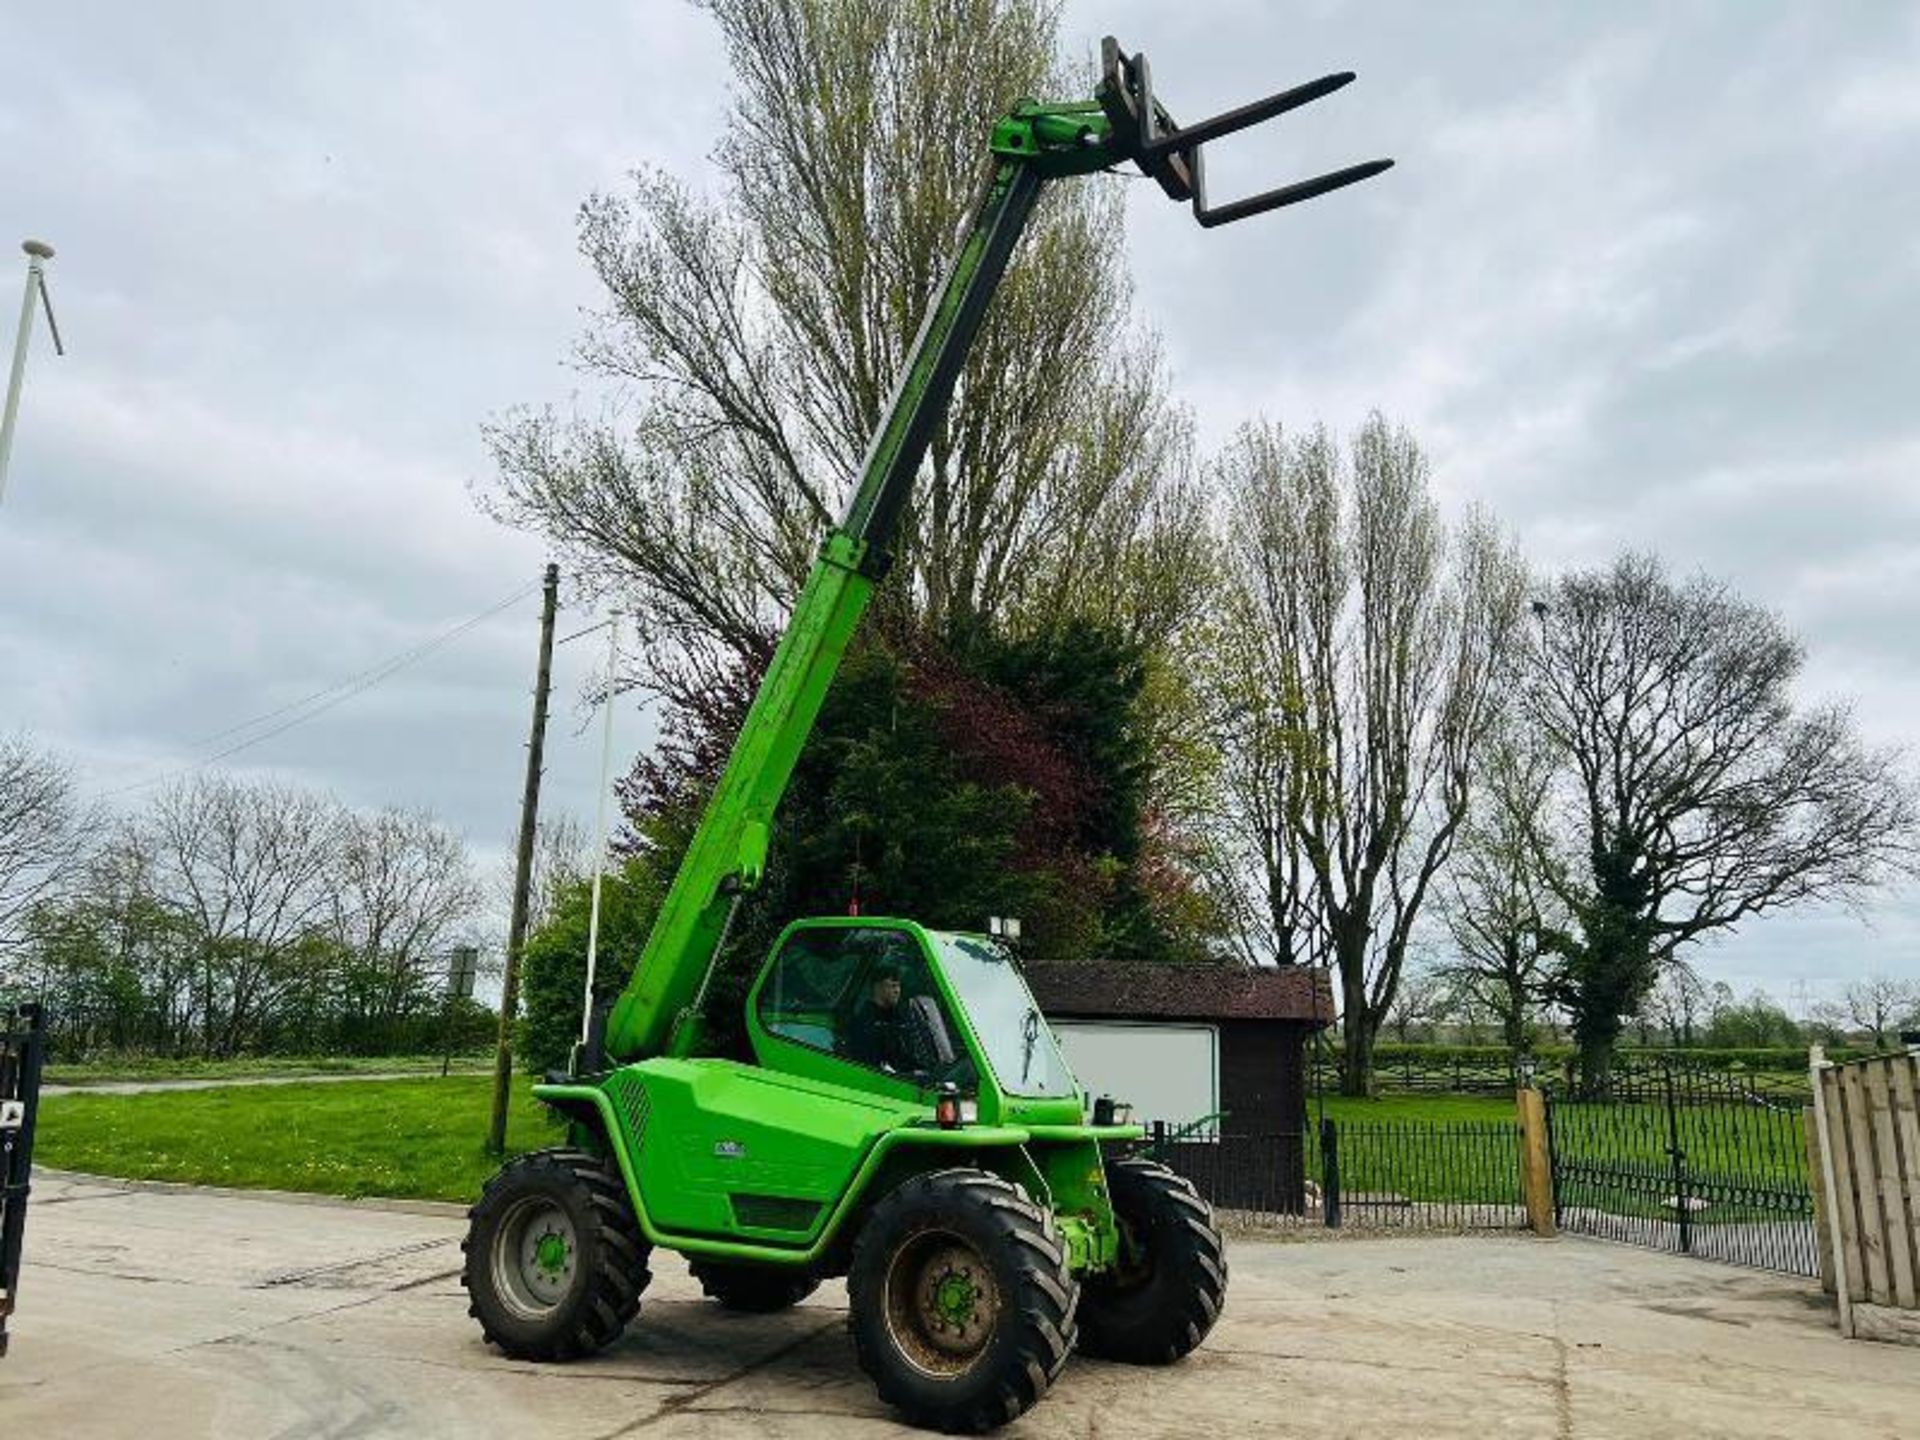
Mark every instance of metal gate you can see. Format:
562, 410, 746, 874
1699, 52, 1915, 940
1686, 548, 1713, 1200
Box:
1, 1003, 47, 1356
1547, 1054, 1817, 1277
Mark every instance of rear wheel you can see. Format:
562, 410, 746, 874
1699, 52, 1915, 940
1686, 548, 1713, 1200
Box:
462, 1148, 652, 1360
689, 1258, 820, 1312
849, 1168, 1078, 1433
1077, 1156, 1226, 1364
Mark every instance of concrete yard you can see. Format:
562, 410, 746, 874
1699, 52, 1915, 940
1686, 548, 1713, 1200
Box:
3, 1170, 1914, 1438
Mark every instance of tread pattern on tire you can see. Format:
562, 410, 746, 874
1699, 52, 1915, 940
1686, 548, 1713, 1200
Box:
688, 1258, 820, 1313
461, 1147, 652, 1361
848, 1168, 1079, 1433
1076, 1156, 1227, 1365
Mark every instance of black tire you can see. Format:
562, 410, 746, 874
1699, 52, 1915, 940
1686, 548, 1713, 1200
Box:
462, 1147, 652, 1361
848, 1168, 1079, 1433
688, 1258, 821, 1313
1076, 1156, 1226, 1365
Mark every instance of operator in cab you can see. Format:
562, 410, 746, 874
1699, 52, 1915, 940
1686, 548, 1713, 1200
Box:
847, 962, 911, 1071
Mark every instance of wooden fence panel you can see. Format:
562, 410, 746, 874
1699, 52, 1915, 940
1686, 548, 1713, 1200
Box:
1892, 1061, 1920, 1297
1815, 1051, 1920, 1341
1843, 1065, 1891, 1303
1866, 1063, 1916, 1308
1821, 1065, 1867, 1306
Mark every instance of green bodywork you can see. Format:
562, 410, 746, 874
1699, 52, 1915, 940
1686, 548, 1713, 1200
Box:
545, 916, 1133, 1271
538, 48, 1387, 1277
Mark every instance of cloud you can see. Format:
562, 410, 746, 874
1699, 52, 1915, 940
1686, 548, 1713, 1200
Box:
2, 1, 1914, 993
1070, 0, 1920, 990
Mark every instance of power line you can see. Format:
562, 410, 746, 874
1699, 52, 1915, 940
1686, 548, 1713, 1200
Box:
103, 579, 544, 798
188, 581, 541, 749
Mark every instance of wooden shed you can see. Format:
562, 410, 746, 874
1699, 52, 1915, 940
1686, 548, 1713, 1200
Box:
1022, 962, 1334, 1212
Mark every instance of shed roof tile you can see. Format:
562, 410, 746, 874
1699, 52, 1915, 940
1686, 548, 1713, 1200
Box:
1023, 962, 1332, 1026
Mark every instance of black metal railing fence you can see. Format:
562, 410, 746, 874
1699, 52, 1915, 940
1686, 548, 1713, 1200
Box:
1546, 1056, 1818, 1277
1, 1003, 48, 1356
1143, 1115, 1527, 1233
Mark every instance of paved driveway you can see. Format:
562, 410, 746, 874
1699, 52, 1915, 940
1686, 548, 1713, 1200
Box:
3, 1170, 1914, 1438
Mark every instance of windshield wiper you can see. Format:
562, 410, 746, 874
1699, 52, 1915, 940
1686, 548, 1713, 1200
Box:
1021, 1008, 1040, 1083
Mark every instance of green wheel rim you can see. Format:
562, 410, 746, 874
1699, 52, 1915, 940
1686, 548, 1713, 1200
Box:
883, 1230, 1002, 1379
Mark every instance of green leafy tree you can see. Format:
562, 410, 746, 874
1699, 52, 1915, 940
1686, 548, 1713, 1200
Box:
1701, 986, 1803, 1049
518, 859, 672, 1073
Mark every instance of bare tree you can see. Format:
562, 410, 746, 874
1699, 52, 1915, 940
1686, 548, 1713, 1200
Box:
1843, 974, 1919, 1050
144, 775, 345, 1056
1806, 998, 1852, 1046
502, 813, 591, 938
1644, 959, 1710, 1048
0, 734, 95, 962
1523, 555, 1919, 1085
330, 809, 483, 1039
1204, 416, 1529, 1093
1439, 735, 1559, 1058
1385, 965, 1451, 1045
480, 0, 1196, 711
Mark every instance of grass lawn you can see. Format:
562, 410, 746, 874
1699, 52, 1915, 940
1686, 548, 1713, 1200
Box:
35, 1074, 553, 1203
1311, 1094, 1514, 1125
1290, 1090, 1806, 1217
34, 1075, 1811, 1221
44, 1052, 493, 1086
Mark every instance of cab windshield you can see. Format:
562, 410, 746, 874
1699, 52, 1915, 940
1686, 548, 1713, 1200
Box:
931, 933, 1076, 1100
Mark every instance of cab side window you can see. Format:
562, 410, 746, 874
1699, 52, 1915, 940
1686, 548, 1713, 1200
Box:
757, 928, 861, 1053
758, 927, 974, 1088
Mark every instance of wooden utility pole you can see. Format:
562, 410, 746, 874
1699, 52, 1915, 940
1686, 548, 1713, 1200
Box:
488, 562, 559, 1155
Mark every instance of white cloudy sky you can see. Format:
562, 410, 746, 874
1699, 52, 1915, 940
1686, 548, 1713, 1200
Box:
1, 2, 1916, 1004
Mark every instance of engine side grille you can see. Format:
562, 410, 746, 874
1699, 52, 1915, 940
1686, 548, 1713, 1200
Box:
605, 1071, 652, 1148
730, 1193, 823, 1233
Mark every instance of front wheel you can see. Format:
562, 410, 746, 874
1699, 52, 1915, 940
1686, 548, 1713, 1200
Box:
849, 1169, 1078, 1433
462, 1148, 652, 1360
1077, 1156, 1226, 1364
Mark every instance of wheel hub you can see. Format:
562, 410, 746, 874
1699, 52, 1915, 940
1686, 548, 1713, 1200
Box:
884, 1233, 1002, 1375
491, 1196, 579, 1320
933, 1269, 978, 1326
534, 1230, 570, 1276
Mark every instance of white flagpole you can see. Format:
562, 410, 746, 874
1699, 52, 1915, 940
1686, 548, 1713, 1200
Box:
581, 616, 619, 1046
0, 241, 56, 508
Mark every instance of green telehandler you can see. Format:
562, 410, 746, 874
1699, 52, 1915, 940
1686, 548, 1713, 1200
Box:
463, 37, 1388, 1432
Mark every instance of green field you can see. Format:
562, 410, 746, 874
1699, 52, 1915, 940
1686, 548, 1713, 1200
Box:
38, 1082, 1520, 1206
33, 1078, 1811, 1218
36, 1075, 550, 1203
1298, 1092, 1807, 1215
44, 1052, 493, 1086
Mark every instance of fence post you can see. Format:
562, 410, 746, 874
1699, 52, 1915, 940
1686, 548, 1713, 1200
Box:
1803, 1102, 1837, 1295
1, 1003, 48, 1358
1320, 1116, 1341, 1229
1663, 1065, 1692, 1255
1516, 1084, 1556, 1237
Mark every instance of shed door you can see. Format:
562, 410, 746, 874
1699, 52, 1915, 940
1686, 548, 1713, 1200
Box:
1052, 1021, 1219, 1133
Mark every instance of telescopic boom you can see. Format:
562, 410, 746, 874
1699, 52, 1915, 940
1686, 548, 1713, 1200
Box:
600, 37, 1390, 1065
